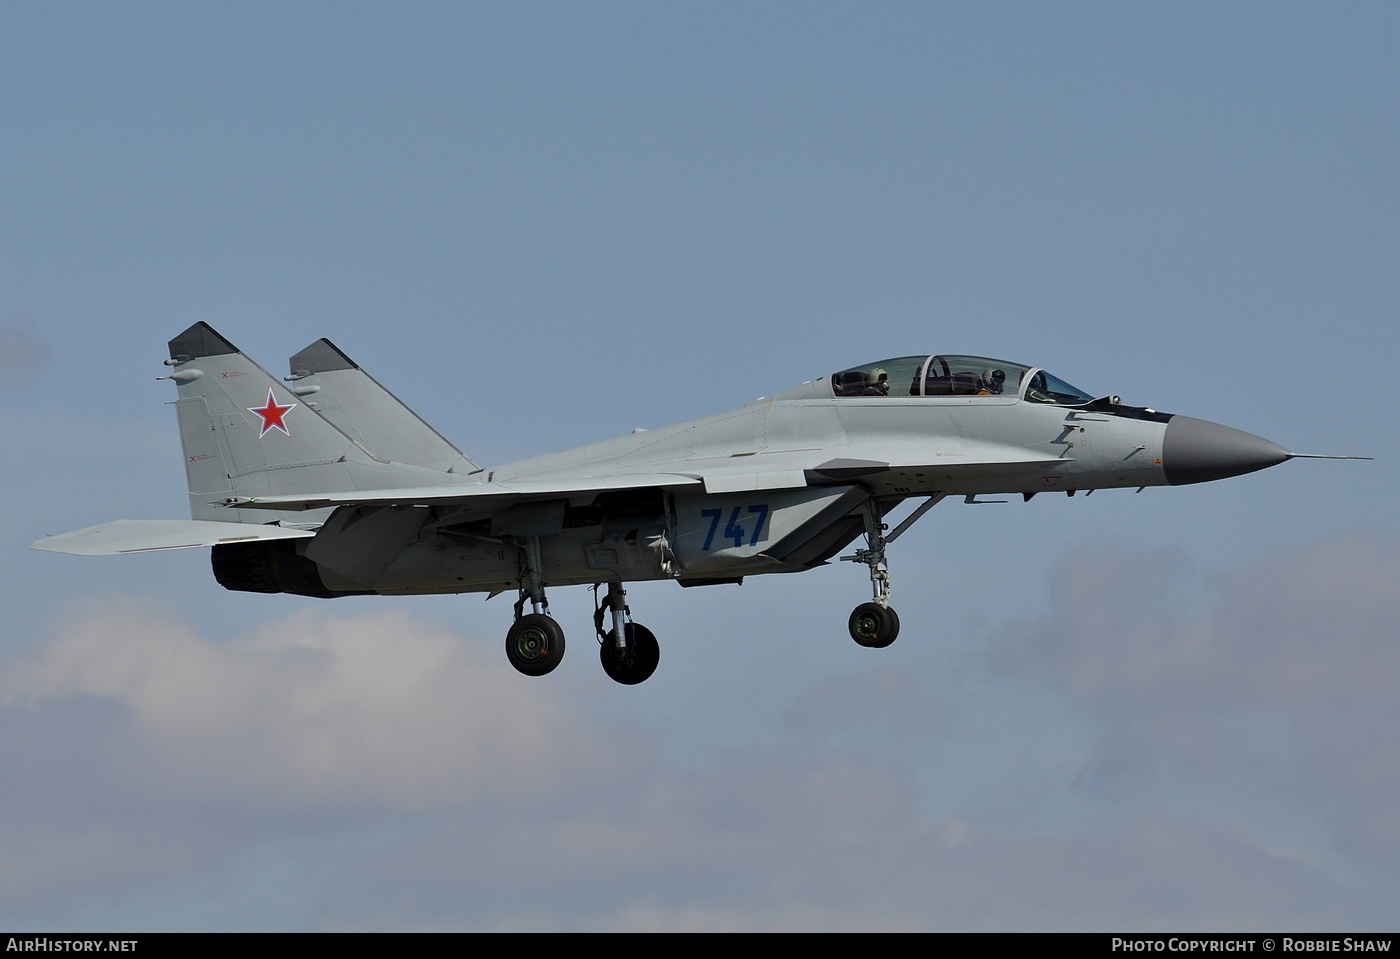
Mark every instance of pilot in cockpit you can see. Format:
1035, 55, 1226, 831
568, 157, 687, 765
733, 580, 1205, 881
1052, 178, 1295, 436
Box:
863, 367, 890, 396
982, 368, 1006, 395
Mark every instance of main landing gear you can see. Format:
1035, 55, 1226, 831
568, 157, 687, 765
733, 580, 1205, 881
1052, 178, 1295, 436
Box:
505, 536, 566, 677
593, 582, 660, 685
501, 536, 659, 685
502, 581, 660, 685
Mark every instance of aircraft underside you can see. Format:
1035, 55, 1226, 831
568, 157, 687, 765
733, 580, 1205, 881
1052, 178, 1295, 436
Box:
209, 484, 896, 685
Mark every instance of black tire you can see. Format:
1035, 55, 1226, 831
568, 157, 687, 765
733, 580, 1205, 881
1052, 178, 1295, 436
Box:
506, 614, 566, 676
599, 622, 660, 685
848, 602, 898, 648
869, 604, 899, 648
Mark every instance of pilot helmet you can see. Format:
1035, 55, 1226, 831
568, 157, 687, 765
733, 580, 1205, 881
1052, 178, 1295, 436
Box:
869, 367, 889, 393
986, 368, 1006, 393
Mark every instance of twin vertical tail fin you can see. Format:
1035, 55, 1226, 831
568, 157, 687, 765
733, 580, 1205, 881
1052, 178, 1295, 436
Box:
285, 338, 481, 476
164, 322, 468, 525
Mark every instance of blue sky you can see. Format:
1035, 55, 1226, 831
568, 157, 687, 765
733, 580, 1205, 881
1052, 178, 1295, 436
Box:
2, 2, 1397, 930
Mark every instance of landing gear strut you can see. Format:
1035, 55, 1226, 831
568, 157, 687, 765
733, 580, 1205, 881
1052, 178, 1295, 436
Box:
842, 499, 901, 648
593, 582, 660, 685
505, 536, 565, 676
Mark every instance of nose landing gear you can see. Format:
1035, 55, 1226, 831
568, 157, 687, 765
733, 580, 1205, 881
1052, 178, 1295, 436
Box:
843, 507, 901, 647
841, 497, 928, 649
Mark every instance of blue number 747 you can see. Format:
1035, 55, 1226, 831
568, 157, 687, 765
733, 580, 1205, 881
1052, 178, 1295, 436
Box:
700, 504, 770, 550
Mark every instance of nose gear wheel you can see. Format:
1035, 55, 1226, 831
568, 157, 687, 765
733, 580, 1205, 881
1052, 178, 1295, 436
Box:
848, 602, 899, 648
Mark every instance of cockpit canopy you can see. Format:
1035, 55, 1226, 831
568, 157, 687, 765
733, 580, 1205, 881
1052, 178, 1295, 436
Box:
831, 355, 1095, 405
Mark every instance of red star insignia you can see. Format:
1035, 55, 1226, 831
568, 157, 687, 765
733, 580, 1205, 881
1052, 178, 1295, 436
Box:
248, 388, 296, 438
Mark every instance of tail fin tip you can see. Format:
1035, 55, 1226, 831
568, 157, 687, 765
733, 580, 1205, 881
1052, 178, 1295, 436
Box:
169, 322, 238, 362
289, 338, 357, 377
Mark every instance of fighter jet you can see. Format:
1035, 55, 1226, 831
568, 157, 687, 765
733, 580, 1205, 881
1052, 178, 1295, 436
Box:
31, 323, 1363, 685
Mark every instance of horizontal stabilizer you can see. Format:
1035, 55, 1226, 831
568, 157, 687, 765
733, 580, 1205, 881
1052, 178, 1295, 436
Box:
31, 520, 315, 556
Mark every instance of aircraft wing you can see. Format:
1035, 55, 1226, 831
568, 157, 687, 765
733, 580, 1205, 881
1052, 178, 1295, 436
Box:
31, 448, 1064, 556
229, 444, 1067, 512
229, 472, 707, 511
30, 520, 316, 556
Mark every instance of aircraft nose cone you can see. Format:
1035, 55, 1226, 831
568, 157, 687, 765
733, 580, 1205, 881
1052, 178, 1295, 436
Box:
1162, 415, 1290, 486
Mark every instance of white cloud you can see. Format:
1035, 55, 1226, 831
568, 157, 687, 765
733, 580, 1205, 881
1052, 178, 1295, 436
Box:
988, 532, 1400, 866
0, 601, 637, 913
313, 807, 1354, 931
0, 315, 49, 387
2, 546, 1396, 930
1, 602, 626, 814
993, 533, 1400, 707
783, 664, 952, 742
